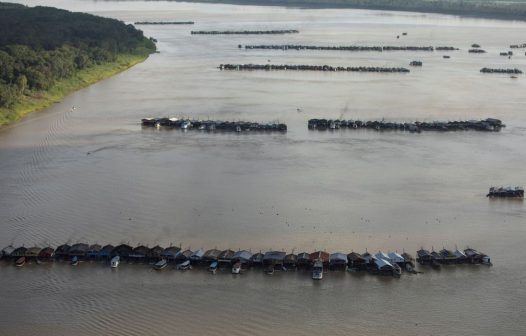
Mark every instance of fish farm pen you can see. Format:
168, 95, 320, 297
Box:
134, 21, 195, 25
191, 30, 299, 35
307, 118, 505, 132
241, 45, 458, 52
1, 244, 492, 278
480, 68, 523, 74
219, 64, 410, 73
141, 118, 287, 132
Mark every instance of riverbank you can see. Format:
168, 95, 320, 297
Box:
0, 53, 150, 126
181, 0, 526, 21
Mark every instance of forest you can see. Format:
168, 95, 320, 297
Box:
0, 2, 156, 113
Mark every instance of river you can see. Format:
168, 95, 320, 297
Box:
0, 1, 525, 335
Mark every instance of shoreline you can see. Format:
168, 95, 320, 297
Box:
179, 0, 526, 22
0, 52, 151, 127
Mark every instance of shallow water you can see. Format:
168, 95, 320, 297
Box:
1, 1, 525, 335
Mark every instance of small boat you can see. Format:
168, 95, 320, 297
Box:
443, 55, 451, 59
176, 260, 192, 271
15, 256, 26, 267
312, 260, 323, 280
393, 263, 402, 278
265, 264, 274, 275
110, 256, 120, 268
232, 261, 242, 274
208, 261, 218, 274
70, 256, 79, 266
154, 259, 167, 270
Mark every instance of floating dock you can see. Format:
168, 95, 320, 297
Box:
307, 118, 504, 132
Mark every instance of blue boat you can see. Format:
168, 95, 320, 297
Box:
208, 261, 218, 274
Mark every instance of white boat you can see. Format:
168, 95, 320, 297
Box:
154, 259, 167, 270
232, 262, 242, 274
176, 260, 192, 270
110, 256, 120, 268
312, 260, 323, 280
208, 261, 218, 274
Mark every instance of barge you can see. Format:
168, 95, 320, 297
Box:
487, 187, 524, 198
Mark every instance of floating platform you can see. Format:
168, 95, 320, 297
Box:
219, 64, 410, 73
487, 187, 524, 198
141, 118, 287, 132
307, 118, 504, 132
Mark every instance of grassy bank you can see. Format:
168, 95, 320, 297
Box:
0, 53, 149, 126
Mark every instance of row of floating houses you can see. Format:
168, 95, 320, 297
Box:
134, 21, 194, 25
191, 30, 299, 35
241, 45, 457, 52
141, 118, 287, 132
307, 118, 505, 132
487, 187, 524, 198
480, 68, 523, 74
1, 244, 491, 278
219, 64, 410, 73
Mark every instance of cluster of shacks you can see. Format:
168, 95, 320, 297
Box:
2, 244, 490, 276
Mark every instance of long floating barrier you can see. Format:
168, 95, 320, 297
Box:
242, 45, 458, 52
308, 118, 504, 132
480, 68, 523, 74
141, 118, 287, 132
191, 30, 299, 35
1, 244, 492, 278
134, 21, 194, 25
219, 64, 410, 73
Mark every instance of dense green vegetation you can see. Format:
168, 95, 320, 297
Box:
182, 0, 526, 21
0, 2, 156, 125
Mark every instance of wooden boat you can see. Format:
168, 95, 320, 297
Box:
232, 261, 242, 274
15, 256, 26, 267
70, 256, 79, 266
110, 256, 120, 268
311, 260, 323, 280
154, 259, 167, 270
208, 261, 218, 274
265, 264, 275, 275
176, 260, 192, 271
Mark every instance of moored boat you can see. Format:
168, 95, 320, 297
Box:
232, 261, 242, 274
15, 256, 26, 267
176, 260, 192, 270
311, 260, 323, 280
70, 256, 79, 266
208, 261, 218, 274
110, 256, 120, 268
154, 259, 168, 270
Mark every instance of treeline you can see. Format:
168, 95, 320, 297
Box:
179, 0, 526, 21
0, 2, 156, 109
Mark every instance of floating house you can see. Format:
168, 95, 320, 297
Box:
55, 244, 71, 259
453, 249, 467, 263
38, 247, 55, 261
25, 247, 42, 259
130, 245, 151, 261
250, 252, 264, 265
98, 245, 114, 259
150, 245, 165, 261
218, 249, 235, 265
416, 249, 433, 265
86, 244, 102, 259
372, 257, 394, 275
176, 249, 194, 262
232, 250, 253, 264
329, 252, 348, 270
111, 244, 134, 258
388, 252, 405, 265
190, 249, 205, 263
160, 246, 182, 261
263, 251, 286, 269
69, 243, 89, 259
309, 251, 329, 266
347, 252, 367, 270
1, 245, 15, 259
11, 247, 27, 258
203, 249, 221, 262
283, 253, 297, 269
296, 252, 311, 268
439, 249, 458, 264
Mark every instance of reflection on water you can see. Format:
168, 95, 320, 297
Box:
0, 1, 525, 335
